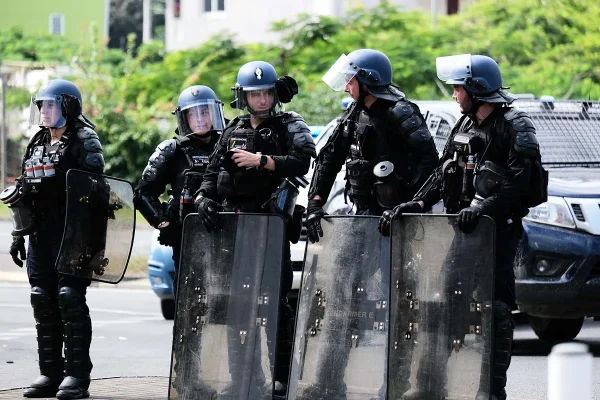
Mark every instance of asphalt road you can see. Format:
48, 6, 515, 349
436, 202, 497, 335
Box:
1, 283, 599, 398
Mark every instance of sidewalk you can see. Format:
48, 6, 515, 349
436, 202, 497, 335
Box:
0, 376, 168, 399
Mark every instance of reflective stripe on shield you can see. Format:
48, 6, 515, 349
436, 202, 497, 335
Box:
288, 216, 390, 399
389, 215, 495, 400
55, 169, 135, 284
169, 213, 285, 400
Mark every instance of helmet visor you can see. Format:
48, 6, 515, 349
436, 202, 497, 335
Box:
436, 54, 473, 83
322, 54, 359, 91
177, 100, 226, 135
29, 96, 66, 128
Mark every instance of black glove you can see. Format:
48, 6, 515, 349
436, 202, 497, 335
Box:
275, 76, 299, 103
305, 199, 326, 243
10, 234, 26, 268
157, 222, 180, 247
377, 201, 424, 236
195, 195, 223, 232
457, 206, 483, 234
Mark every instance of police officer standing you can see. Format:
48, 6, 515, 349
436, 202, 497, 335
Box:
306, 49, 439, 241
5, 79, 104, 399
134, 85, 225, 278
380, 54, 546, 400
194, 61, 315, 395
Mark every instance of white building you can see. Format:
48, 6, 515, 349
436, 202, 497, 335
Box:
165, 0, 474, 51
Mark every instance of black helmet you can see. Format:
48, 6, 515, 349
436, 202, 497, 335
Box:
29, 79, 86, 128
174, 85, 225, 136
322, 49, 404, 101
232, 61, 281, 118
436, 54, 516, 104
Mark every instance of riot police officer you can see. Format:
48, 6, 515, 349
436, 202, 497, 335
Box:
134, 85, 225, 276
306, 49, 439, 242
380, 54, 546, 400
194, 61, 316, 396
4, 79, 104, 399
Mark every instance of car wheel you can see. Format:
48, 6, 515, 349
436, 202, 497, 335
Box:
528, 316, 584, 341
161, 299, 175, 320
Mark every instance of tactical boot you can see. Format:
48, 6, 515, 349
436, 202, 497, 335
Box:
24, 287, 64, 398
56, 287, 92, 400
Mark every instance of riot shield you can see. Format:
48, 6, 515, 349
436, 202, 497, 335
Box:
388, 215, 495, 400
169, 213, 286, 400
55, 169, 135, 284
288, 216, 390, 400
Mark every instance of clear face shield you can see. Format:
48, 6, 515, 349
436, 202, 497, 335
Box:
436, 54, 473, 84
176, 100, 226, 136
322, 54, 359, 91
29, 96, 67, 129
234, 85, 281, 118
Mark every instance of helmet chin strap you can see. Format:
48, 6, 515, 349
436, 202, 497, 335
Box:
464, 91, 482, 120
357, 84, 369, 106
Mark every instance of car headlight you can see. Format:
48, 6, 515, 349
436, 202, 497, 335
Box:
523, 196, 576, 229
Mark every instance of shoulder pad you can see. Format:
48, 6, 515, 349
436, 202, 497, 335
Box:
514, 130, 539, 157
504, 108, 536, 132
280, 111, 305, 124
76, 127, 99, 140
156, 138, 178, 158
387, 100, 426, 135
286, 117, 311, 135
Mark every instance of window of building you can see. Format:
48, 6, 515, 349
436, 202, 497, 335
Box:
203, 0, 225, 12
49, 14, 65, 35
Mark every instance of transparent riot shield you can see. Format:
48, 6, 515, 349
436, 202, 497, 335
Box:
169, 213, 286, 400
388, 215, 495, 400
55, 169, 135, 284
288, 216, 390, 400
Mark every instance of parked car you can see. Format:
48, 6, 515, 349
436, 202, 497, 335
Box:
416, 98, 600, 341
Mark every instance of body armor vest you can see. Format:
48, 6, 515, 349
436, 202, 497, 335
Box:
217, 121, 287, 199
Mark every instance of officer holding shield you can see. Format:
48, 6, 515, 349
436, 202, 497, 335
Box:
194, 61, 316, 396
1, 79, 104, 399
306, 49, 438, 241
380, 54, 546, 400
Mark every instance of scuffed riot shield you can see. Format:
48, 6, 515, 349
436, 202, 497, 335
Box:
288, 216, 390, 399
55, 169, 135, 284
169, 213, 286, 400
389, 215, 495, 400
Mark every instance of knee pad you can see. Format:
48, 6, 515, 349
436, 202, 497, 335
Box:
58, 286, 86, 321
31, 286, 56, 322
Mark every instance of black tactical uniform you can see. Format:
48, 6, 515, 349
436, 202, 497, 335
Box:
388, 54, 546, 400
195, 60, 316, 396
309, 91, 438, 215
306, 49, 438, 244
10, 79, 104, 400
135, 134, 218, 265
135, 85, 225, 283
